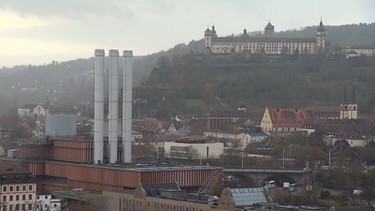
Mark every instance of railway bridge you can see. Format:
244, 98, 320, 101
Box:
223, 167, 311, 187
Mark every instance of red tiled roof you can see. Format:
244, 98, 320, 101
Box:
269, 108, 313, 127
143, 118, 160, 131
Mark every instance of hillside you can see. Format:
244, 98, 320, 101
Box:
135, 57, 375, 118
0, 23, 374, 114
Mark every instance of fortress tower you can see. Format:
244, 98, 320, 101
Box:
264, 21, 274, 38
204, 26, 217, 55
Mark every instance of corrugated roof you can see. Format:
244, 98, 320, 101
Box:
230, 187, 267, 207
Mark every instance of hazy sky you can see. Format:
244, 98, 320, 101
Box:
0, 0, 374, 67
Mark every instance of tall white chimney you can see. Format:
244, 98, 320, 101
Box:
94, 49, 105, 164
122, 50, 133, 163
108, 49, 119, 163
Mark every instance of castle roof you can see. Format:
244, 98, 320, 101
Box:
265, 21, 274, 29
211, 36, 315, 43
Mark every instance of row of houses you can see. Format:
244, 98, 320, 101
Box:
15, 97, 374, 162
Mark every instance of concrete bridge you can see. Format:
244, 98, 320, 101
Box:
223, 167, 311, 187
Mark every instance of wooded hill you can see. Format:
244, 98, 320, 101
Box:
0, 23, 374, 115
135, 56, 375, 118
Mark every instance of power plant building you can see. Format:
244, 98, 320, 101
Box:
17, 49, 222, 194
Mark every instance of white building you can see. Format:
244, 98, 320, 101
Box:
205, 20, 326, 56
0, 162, 37, 211
204, 131, 245, 142
342, 45, 375, 58
164, 141, 224, 159
243, 134, 267, 146
36, 194, 62, 211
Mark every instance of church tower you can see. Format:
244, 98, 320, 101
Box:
340, 85, 358, 120
238, 96, 246, 113
264, 21, 274, 38
316, 19, 326, 52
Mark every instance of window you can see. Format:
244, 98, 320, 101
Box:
9, 195, 13, 201
10, 186, 13, 192
2, 186, 6, 192
23, 186, 26, 191
29, 194, 32, 200
29, 185, 33, 191
29, 204, 32, 210
16, 186, 19, 191
22, 195, 26, 200
2, 196, 6, 202
16, 195, 19, 201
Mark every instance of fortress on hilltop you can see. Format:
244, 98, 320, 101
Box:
204, 19, 326, 56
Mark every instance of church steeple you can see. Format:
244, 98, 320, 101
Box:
317, 18, 325, 32
316, 18, 326, 51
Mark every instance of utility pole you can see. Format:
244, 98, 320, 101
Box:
241, 147, 244, 169
282, 147, 285, 169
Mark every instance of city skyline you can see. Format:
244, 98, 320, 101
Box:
0, 0, 374, 68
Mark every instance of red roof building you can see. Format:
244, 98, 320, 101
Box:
260, 107, 313, 132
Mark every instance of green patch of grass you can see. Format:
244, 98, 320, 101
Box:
184, 99, 208, 115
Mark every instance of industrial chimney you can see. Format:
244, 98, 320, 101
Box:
94, 49, 105, 164
108, 49, 119, 164
122, 51, 133, 163
94, 49, 133, 164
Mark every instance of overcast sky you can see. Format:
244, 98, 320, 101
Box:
0, 0, 374, 68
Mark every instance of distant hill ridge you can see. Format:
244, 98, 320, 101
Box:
0, 23, 374, 114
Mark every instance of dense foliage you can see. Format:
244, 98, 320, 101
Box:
135, 56, 375, 118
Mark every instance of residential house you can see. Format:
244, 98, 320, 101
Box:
36, 194, 62, 211
142, 118, 165, 134
0, 161, 37, 211
18, 104, 48, 118
165, 120, 190, 136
